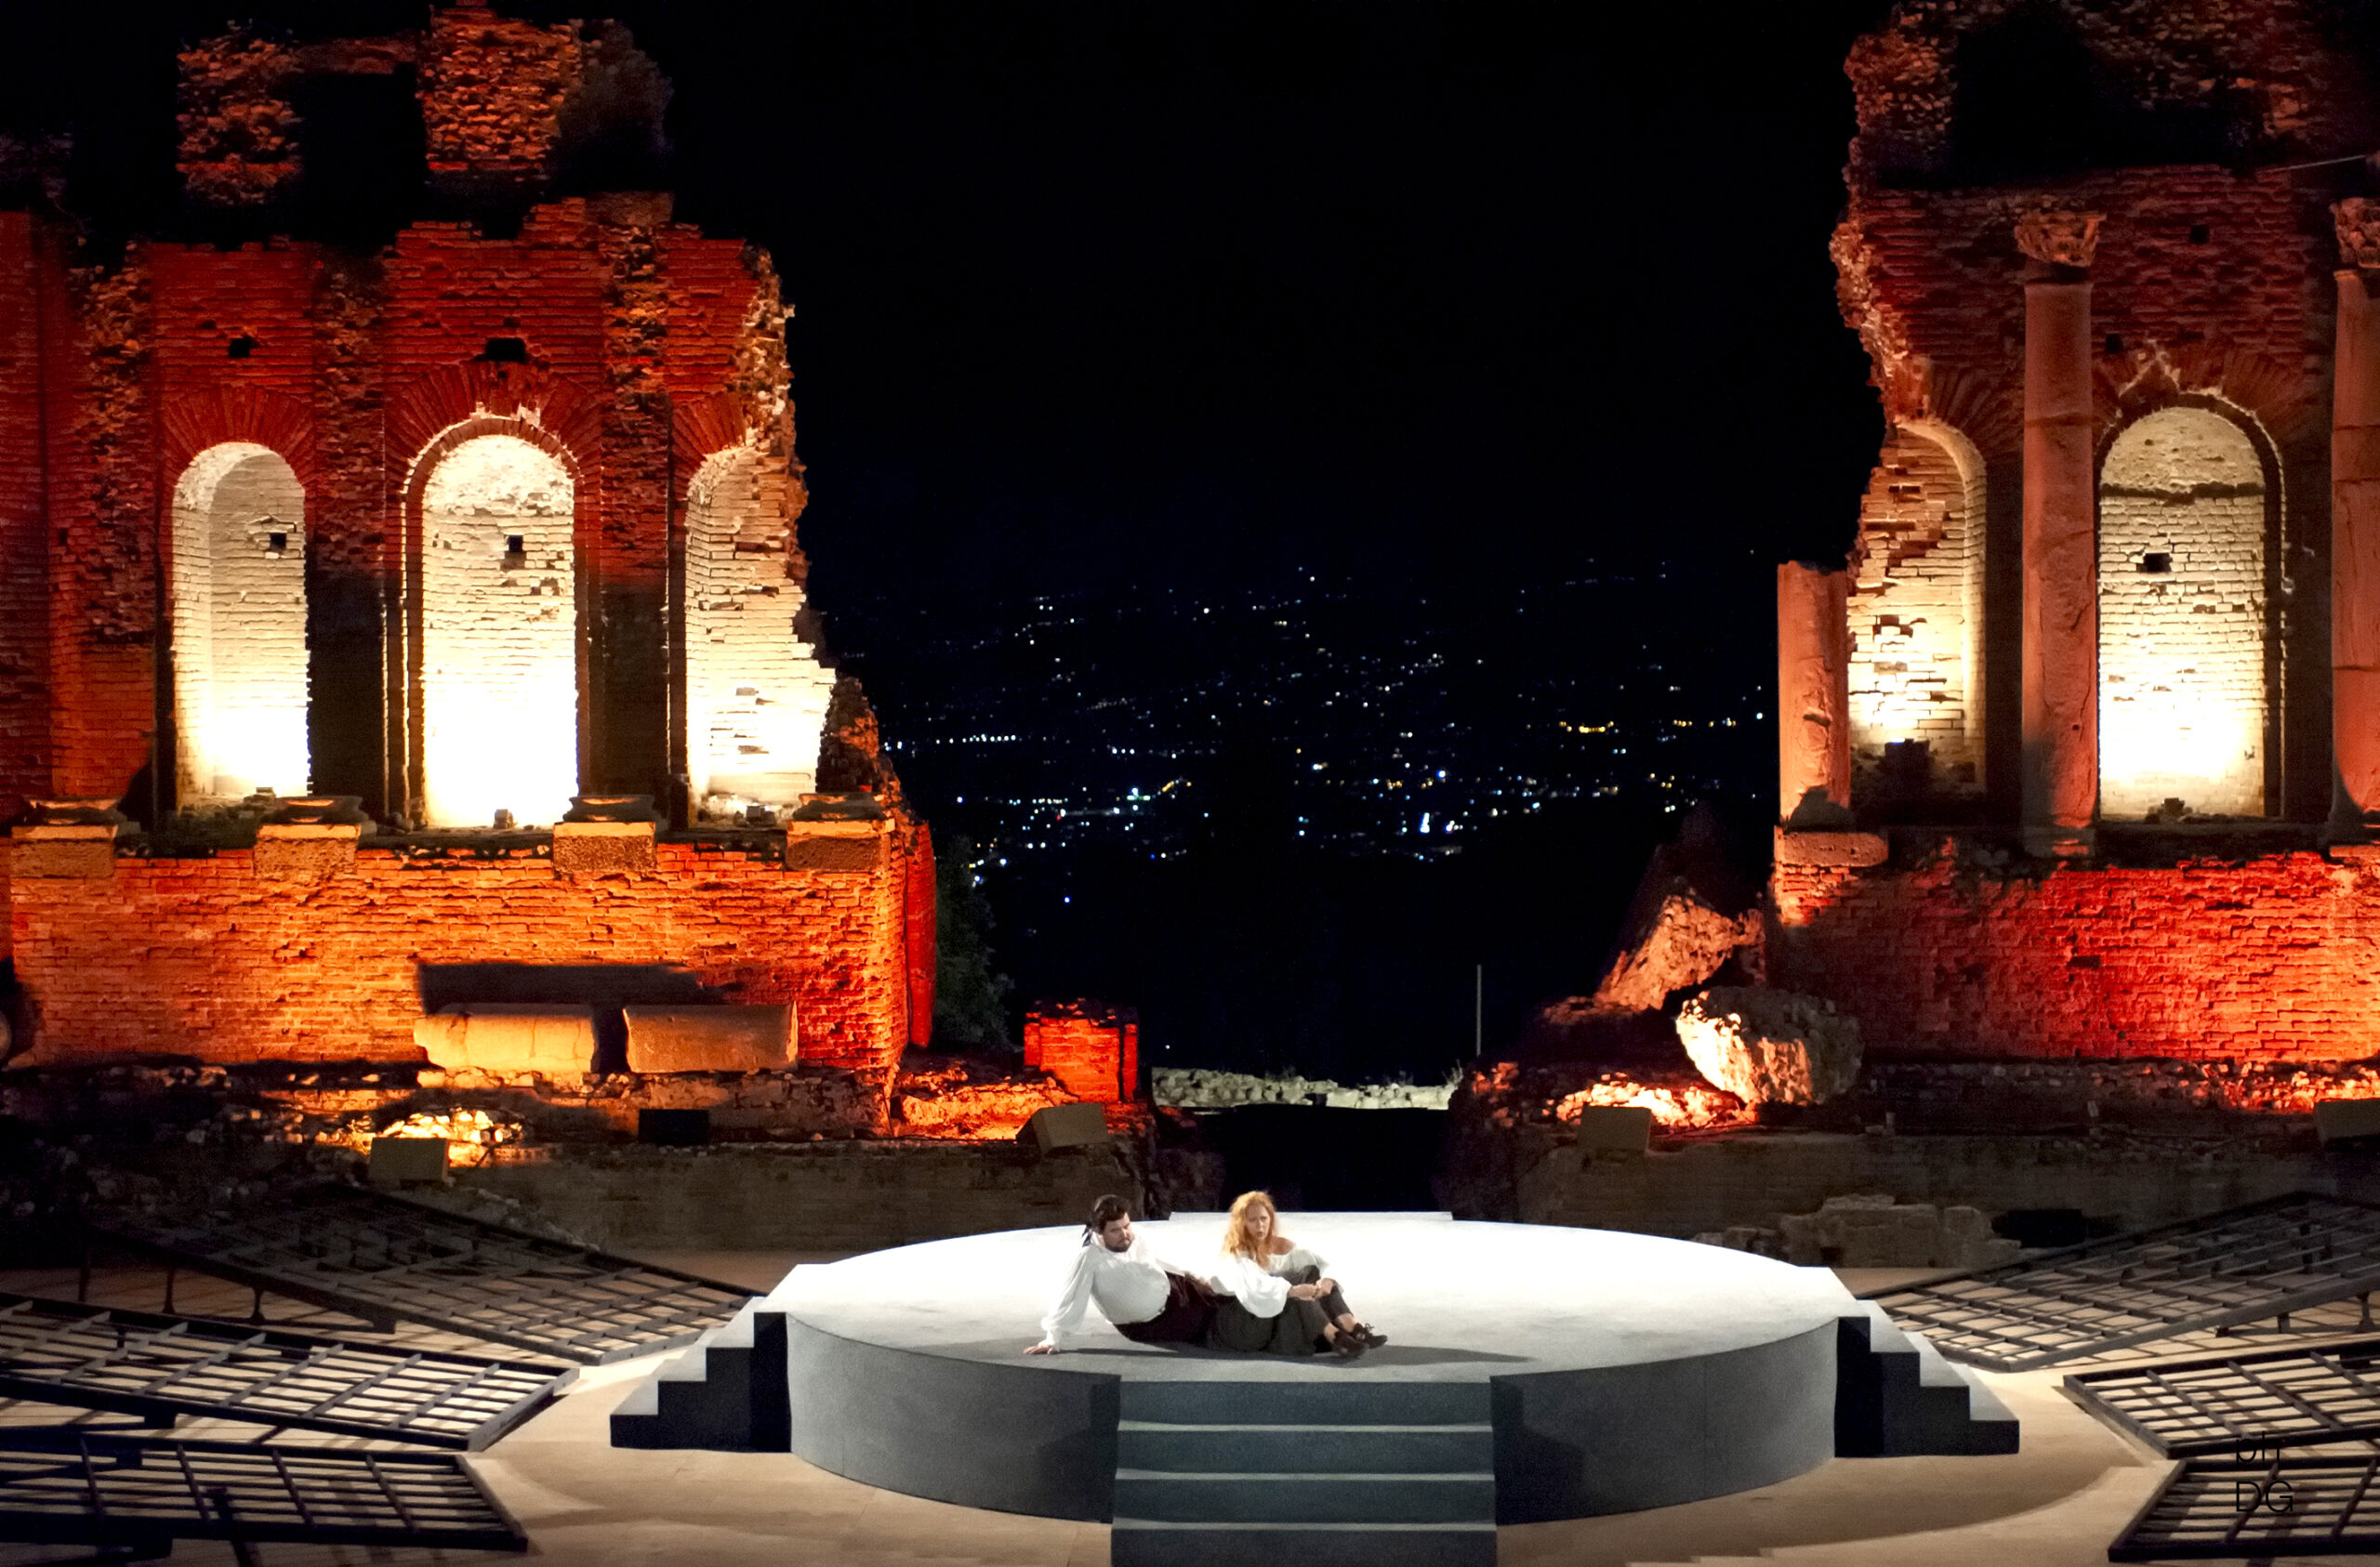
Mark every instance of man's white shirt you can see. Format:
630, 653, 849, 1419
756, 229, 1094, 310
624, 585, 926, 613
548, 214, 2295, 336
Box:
1038, 1234, 1184, 1350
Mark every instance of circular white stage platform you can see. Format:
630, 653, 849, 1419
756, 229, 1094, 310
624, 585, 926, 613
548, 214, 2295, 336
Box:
765, 1213, 1857, 1523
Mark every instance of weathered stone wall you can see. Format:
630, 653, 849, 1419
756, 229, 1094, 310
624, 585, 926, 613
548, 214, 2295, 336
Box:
1487, 1126, 2329, 1240
1847, 425, 1984, 804
1774, 840, 2380, 1060
683, 448, 833, 820
2096, 406, 2272, 819
7, 836, 919, 1073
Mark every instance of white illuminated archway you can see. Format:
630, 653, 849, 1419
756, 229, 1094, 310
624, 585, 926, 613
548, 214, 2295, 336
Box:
172, 442, 309, 802
2098, 405, 2270, 819
684, 448, 835, 820
419, 433, 578, 828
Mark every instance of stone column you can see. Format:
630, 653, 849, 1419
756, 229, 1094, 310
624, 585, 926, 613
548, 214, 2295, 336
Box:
1777, 561, 1852, 826
2334, 200, 2380, 828
2016, 208, 2103, 853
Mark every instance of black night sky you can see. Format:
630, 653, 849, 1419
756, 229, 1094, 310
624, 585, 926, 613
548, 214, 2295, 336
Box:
10, 0, 1894, 1075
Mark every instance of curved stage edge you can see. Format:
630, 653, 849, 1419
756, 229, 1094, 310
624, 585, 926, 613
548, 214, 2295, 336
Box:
767, 1215, 1854, 1523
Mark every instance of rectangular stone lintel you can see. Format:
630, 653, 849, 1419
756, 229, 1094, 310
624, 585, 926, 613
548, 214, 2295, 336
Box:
10, 823, 120, 879
552, 820, 657, 876
254, 822, 362, 882
784, 818, 884, 874
1773, 827, 1889, 869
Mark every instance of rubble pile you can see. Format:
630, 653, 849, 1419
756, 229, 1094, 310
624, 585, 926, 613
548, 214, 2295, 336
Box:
1674, 986, 1862, 1106
1150, 1068, 1459, 1111
1697, 1192, 2023, 1271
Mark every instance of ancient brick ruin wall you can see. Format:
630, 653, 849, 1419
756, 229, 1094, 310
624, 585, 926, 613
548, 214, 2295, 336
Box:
0, 215, 53, 827
0, 202, 834, 830
1846, 425, 1984, 802
1023, 1002, 1141, 1105
7, 837, 918, 1071
2096, 406, 2272, 818
416, 7, 580, 190
1773, 847, 2380, 1060
1832, 165, 2332, 818
0, 18, 929, 1065
1844, 0, 2378, 186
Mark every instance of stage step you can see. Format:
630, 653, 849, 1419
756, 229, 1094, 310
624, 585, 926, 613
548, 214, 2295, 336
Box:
1112, 1379, 1495, 1567
609, 1297, 789, 1451
1834, 1301, 2017, 1457
1120, 1420, 1494, 1473
1111, 1519, 1498, 1567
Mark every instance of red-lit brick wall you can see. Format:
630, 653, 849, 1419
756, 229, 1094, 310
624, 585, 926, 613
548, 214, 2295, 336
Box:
904, 823, 936, 1046
1023, 1001, 1141, 1104
9, 837, 917, 1070
1773, 848, 2380, 1061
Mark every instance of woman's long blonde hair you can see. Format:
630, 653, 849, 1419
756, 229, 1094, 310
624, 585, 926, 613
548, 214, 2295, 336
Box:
1222, 1190, 1279, 1261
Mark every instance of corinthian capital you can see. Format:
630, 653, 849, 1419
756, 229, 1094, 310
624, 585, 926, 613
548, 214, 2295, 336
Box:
2015, 208, 2103, 269
2338, 198, 2380, 270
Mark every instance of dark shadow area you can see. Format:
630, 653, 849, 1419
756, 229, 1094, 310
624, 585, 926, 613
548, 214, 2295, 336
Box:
1197, 1107, 1448, 1211
291, 67, 423, 248
1951, 6, 2247, 182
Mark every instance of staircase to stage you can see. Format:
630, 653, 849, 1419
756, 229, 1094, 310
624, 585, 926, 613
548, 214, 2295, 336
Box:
1110, 1376, 1497, 1567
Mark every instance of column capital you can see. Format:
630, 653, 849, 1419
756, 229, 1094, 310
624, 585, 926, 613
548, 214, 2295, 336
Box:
2015, 207, 2103, 270
2337, 198, 2380, 270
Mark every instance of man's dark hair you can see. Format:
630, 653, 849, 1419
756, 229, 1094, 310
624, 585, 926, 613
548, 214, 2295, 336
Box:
1083, 1193, 1131, 1244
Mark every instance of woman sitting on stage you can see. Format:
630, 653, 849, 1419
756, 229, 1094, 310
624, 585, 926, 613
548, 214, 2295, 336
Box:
1207, 1190, 1385, 1358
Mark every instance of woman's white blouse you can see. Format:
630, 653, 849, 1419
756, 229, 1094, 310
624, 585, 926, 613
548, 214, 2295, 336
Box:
1265, 1244, 1327, 1277
1038, 1236, 1176, 1350
1211, 1249, 1292, 1318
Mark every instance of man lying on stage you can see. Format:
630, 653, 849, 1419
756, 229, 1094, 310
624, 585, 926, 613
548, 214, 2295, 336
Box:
1024, 1193, 1219, 1354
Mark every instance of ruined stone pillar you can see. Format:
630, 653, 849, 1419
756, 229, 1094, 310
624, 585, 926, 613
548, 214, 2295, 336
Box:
2334, 201, 2380, 827
1777, 561, 1852, 826
2016, 209, 2103, 852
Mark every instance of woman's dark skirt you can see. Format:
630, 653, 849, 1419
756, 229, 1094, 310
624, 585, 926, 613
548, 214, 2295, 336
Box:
1206, 1263, 1333, 1356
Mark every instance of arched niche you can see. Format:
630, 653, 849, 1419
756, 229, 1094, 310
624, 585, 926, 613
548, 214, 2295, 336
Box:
1846, 421, 1986, 809
171, 442, 309, 802
418, 432, 579, 828
2097, 404, 2275, 820
683, 448, 835, 820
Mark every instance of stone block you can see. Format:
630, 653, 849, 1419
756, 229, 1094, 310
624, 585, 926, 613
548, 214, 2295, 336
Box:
253, 823, 360, 881
370, 1136, 448, 1185
1676, 987, 1863, 1105
10, 829, 116, 879
414, 1005, 597, 1075
2318, 1098, 2380, 1142
1573, 1104, 1654, 1153
784, 831, 879, 873
552, 820, 656, 875
1941, 1205, 1991, 1264
1773, 829, 1889, 868
1021, 1101, 1112, 1152
624, 1007, 795, 1073
10, 800, 126, 879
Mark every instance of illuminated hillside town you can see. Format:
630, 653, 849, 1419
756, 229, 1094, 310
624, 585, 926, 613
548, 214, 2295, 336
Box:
8, 2, 2380, 1563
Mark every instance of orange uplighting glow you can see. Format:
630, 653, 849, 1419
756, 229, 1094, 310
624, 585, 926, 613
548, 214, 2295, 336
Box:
1553, 1075, 1748, 1130
328, 1107, 523, 1166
